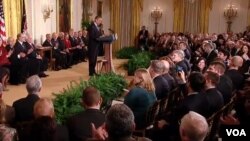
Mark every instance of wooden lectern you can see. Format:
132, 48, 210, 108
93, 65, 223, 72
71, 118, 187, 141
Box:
96, 35, 116, 74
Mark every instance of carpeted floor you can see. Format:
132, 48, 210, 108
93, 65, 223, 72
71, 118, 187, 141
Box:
3, 58, 130, 106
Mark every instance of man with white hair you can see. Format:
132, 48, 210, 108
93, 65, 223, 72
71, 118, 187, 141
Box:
161, 60, 177, 91
179, 111, 209, 141
225, 56, 244, 90
171, 50, 190, 75
13, 75, 42, 123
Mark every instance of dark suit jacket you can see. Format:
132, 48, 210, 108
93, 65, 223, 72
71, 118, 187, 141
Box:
206, 50, 218, 66
225, 69, 244, 90
161, 73, 177, 91
87, 23, 102, 53
67, 109, 105, 141
10, 41, 27, 63
12, 94, 40, 123
166, 92, 209, 125
153, 75, 170, 100
24, 42, 38, 59
217, 75, 233, 104
42, 40, 53, 47
204, 88, 224, 117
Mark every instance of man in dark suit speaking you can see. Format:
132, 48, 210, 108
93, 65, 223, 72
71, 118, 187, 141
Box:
87, 16, 103, 76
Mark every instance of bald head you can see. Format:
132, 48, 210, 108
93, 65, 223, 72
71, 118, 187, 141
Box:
230, 56, 243, 68
161, 60, 170, 74
180, 111, 208, 141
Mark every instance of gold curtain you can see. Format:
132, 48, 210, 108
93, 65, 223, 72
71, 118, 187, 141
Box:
3, 0, 23, 38
130, 0, 143, 46
248, 0, 250, 26
199, 0, 212, 33
173, 0, 212, 33
173, 0, 185, 32
110, 0, 121, 53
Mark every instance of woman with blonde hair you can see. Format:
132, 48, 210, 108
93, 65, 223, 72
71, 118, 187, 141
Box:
124, 68, 157, 129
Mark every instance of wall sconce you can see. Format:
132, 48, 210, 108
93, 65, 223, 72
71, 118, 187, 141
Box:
151, 6, 163, 36
42, 1, 54, 22
224, 3, 238, 32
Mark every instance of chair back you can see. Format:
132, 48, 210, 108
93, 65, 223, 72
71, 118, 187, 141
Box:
166, 88, 181, 112
145, 101, 160, 127
158, 97, 169, 116
205, 98, 235, 141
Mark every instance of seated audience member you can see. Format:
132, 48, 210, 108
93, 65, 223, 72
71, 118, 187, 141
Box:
171, 49, 190, 76
70, 32, 82, 64
0, 37, 11, 67
9, 33, 28, 85
42, 34, 53, 60
12, 75, 41, 123
0, 83, 15, 125
29, 98, 69, 141
0, 99, 18, 141
239, 44, 250, 61
148, 60, 170, 99
78, 30, 88, 62
155, 72, 208, 141
58, 32, 72, 68
48, 32, 67, 70
24, 35, 48, 77
179, 111, 209, 141
67, 87, 105, 141
217, 48, 230, 67
178, 41, 191, 61
202, 41, 217, 66
225, 56, 244, 90
191, 57, 206, 73
207, 61, 233, 104
203, 71, 224, 117
161, 60, 177, 91
124, 68, 156, 130
5, 37, 15, 52
0, 67, 10, 91
91, 104, 151, 141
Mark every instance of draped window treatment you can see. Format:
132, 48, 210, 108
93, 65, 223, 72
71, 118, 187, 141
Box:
110, 0, 143, 51
110, 0, 121, 53
173, 0, 212, 33
130, 0, 143, 46
3, 0, 23, 38
120, 0, 131, 47
248, 0, 250, 26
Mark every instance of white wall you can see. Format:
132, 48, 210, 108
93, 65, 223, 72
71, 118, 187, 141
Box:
71, 0, 83, 31
26, 0, 57, 44
209, 0, 249, 34
141, 0, 174, 34
25, 0, 249, 45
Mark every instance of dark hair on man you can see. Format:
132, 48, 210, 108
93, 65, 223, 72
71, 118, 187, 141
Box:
188, 72, 206, 92
30, 116, 57, 141
209, 61, 226, 74
106, 104, 135, 140
218, 48, 230, 59
205, 71, 220, 86
95, 15, 102, 20
82, 87, 101, 107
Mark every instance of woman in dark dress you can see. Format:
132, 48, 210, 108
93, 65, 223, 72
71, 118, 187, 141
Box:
124, 68, 157, 129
